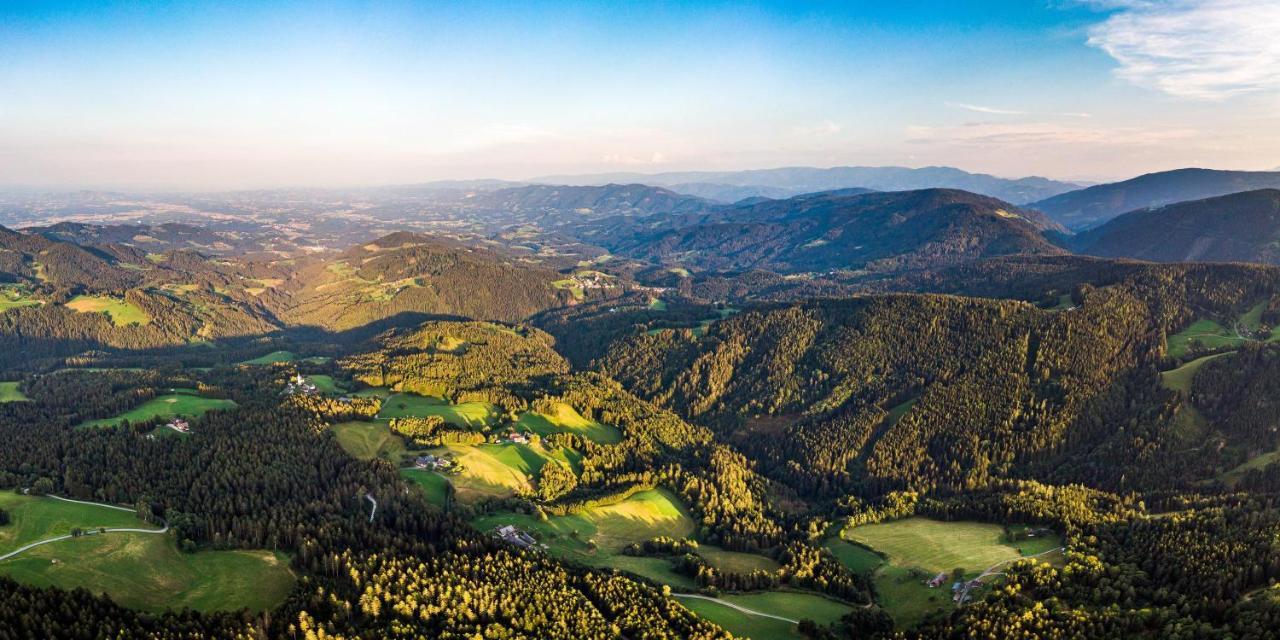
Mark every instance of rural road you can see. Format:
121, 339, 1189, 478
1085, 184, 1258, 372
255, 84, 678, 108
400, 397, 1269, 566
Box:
957, 546, 1064, 606
0, 495, 168, 563
672, 593, 800, 624
365, 493, 377, 522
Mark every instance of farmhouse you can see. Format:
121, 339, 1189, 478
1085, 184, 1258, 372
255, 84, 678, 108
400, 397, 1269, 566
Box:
415, 454, 453, 471
494, 525, 537, 548
505, 431, 530, 445
167, 418, 191, 433
927, 572, 947, 588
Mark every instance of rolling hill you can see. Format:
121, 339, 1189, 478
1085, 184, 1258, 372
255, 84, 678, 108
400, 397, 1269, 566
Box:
607, 188, 1066, 273
1030, 168, 1280, 230
1070, 190, 1280, 263
533, 165, 1081, 205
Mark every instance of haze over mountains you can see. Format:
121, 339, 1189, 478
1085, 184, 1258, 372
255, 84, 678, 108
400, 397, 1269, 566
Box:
1030, 169, 1280, 230
533, 165, 1082, 205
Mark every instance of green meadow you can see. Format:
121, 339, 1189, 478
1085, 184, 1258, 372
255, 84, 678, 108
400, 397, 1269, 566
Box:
239, 350, 295, 365
377, 392, 500, 428
399, 468, 452, 506
471, 488, 695, 563
332, 420, 406, 461
78, 388, 237, 428
516, 402, 622, 444
430, 442, 579, 501
65, 295, 149, 326
0, 494, 295, 612
0, 381, 29, 403
838, 517, 1062, 628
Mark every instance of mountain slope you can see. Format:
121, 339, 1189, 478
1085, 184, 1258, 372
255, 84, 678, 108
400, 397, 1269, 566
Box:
609, 189, 1066, 273
533, 165, 1081, 204
1071, 190, 1280, 263
1031, 168, 1280, 230
268, 232, 574, 329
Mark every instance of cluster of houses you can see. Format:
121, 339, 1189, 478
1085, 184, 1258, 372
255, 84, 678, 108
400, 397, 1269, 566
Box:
166, 418, 191, 434
494, 525, 538, 549
926, 572, 984, 602
283, 373, 318, 396
414, 454, 454, 471
503, 431, 530, 445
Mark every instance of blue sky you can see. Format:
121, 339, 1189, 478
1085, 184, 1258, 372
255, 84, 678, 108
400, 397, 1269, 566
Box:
1, 0, 1277, 189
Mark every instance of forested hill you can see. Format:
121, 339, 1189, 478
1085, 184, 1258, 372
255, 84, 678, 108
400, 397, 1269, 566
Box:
1030, 168, 1280, 230
264, 232, 575, 329
1070, 189, 1280, 263
597, 263, 1280, 494
463, 183, 716, 230
607, 188, 1066, 273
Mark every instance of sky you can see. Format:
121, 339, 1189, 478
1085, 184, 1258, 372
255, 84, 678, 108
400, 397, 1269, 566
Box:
1, 0, 1278, 190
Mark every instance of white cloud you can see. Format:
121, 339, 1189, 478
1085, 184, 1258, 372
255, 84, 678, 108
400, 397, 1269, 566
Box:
945, 102, 1091, 118
792, 120, 843, 135
1084, 0, 1280, 100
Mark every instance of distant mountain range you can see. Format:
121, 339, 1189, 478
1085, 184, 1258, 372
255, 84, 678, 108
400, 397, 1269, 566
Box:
532, 165, 1082, 205
1030, 168, 1280, 230
607, 188, 1065, 273
1070, 189, 1280, 264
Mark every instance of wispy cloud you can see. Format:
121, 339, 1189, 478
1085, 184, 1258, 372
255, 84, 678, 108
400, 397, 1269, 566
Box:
945, 102, 1091, 118
1083, 0, 1280, 100
906, 121, 1198, 147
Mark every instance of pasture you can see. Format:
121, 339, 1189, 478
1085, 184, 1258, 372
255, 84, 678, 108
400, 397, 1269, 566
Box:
78, 389, 238, 429
0, 286, 40, 312
471, 488, 695, 562
679, 596, 800, 640
398, 468, 451, 506
516, 402, 622, 444
0, 494, 295, 612
431, 442, 579, 501
378, 392, 500, 428
841, 517, 1063, 628
239, 350, 295, 365
332, 421, 405, 461
0, 381, 29, 403
66, 295, 149, 326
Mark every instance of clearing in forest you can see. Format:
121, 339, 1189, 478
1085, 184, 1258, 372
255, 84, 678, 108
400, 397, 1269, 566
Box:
471, 488, 695, 562
66, 295, 149, 326
0, 382, 29, 403
516, 402, 622, 444
377, 392, 499, 428
239, 350, 295, 365
839, 517, 1062, 629
78, 389, 237, 428
0, 494, 295, 612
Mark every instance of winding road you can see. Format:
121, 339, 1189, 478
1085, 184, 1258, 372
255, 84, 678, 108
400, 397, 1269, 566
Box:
364, 493, 378, 523
956, 546, 1064, 606
671, 593, 799, 624
0, 495, 169, 563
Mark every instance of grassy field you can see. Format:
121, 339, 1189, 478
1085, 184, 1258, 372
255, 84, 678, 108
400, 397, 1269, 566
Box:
78, 389, 238, 428
66, 295, 149, 326
1220, 450, 1280, 487
1, 534, 294, 613
516, 402, 622, 444
0, 493, 294, 612
471, 488, 695, 562
239, 350, 295, 365
842, 517, 1063, 628
308, 374, 344, 394
823, 538, 885, 574
0, 381, 29, 403
378, 392, 500, 428
431, 442, 579, 501
698, 545, 781, 574
0, 286, 41, 312
398, 468, 451, 506
332, 421, 405, 461
1161, 352, 1232, 392
679, 597, 801, 640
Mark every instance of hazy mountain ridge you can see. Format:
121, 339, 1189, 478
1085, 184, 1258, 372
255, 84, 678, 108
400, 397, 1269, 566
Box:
1031, 168, 1280, 230
1070, 189, 1280, 263
606, 188, 1066, 273
533, 165, 1082, 204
